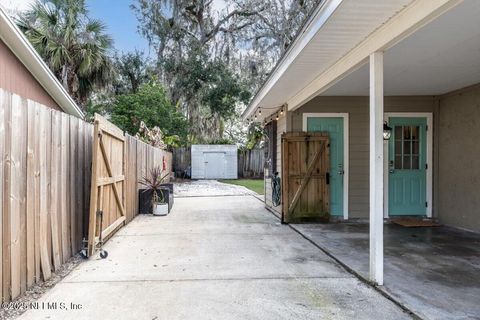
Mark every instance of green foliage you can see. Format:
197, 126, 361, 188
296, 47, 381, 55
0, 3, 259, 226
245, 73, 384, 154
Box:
207, 138, 235, 145
163, 135, 181, 148
17, 0, 114, 107
246, 122, 265, 150
97, 83, 188, 143
201, 61, 251, 120
113, 50, 153, 95
220, 179, 265, 195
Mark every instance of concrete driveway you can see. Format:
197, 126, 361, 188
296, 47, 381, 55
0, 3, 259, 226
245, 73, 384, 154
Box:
19, 196, 411, 320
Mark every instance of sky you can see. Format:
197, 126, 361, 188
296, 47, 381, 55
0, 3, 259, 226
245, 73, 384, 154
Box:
0, 0, 228, 55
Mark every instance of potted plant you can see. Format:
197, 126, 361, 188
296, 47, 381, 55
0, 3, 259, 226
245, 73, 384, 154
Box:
139, 166, 170, 216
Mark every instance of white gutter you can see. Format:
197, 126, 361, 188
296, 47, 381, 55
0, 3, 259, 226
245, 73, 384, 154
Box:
0, 6, 84, 118
242, 0, 343, 120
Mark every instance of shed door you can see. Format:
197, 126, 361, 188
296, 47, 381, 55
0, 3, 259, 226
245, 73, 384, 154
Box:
204, 152, 225, 179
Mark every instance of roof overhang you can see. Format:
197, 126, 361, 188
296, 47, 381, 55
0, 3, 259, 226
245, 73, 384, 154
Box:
243, 0, 465, 122
0, 6, 84, 118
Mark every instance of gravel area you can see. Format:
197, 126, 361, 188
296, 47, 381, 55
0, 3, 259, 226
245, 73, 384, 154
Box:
173, 180, 256, 197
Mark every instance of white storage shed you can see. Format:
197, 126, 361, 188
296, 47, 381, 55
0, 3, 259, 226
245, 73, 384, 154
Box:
191, 145, 238, 179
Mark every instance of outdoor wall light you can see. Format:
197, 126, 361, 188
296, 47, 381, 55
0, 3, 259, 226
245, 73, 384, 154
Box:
280, 108, 284, 115
383, 121, 392, 140
275, 113, 279, 120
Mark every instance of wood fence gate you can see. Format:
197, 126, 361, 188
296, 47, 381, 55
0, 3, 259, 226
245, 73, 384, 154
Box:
87, 114, 126, 256
281, 132, 330, 223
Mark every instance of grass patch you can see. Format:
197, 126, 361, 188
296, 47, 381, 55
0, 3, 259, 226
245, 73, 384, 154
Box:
220, 179, 264, 195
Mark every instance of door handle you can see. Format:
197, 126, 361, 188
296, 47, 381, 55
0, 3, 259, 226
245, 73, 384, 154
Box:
338, 170, 344, 175
326, 172, 330, 185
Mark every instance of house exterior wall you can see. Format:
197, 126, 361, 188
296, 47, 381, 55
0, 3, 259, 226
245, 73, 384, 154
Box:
0, 39, 60, 110
436, 84, 480, 232
265, 113, 287, 215
288, 96, 436, 219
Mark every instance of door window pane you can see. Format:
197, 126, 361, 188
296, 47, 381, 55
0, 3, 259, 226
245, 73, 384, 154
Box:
412, 156, 419, 169
393, 125, 421, 170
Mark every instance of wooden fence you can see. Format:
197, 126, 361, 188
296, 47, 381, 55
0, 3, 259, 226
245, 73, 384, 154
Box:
0, 89, 171, 302
238, 149, 264, 178
172, 146, 191, 177
173, 147, 264, 178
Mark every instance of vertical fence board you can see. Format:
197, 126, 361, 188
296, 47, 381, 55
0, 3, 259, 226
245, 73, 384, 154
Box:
69, 116, 78, 253
18, 97, 27, 296
39, 107, 52, 280
2, 91, 11, 301
49, 112, 61, 270
60, 113, 70, 261
75, 121, 84, 250
26, 100, 36, 288
33, 103, 41, 283
9, 94, 23, 299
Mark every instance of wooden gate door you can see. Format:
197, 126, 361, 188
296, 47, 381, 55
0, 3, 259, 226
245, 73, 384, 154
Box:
281, 132, 330, 223
87, 114, 126, 256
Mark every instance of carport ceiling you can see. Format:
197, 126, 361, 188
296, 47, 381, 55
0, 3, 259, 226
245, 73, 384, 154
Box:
323, 0, 480, 96
254, 0, 414, 109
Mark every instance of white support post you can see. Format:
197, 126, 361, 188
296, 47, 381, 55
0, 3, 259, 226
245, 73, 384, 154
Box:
369, 51, 384, 285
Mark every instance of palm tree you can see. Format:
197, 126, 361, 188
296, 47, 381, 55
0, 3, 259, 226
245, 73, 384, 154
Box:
17, 0, 114, 107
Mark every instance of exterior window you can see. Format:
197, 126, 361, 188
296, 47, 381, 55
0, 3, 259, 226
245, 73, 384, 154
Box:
394, 125, 420, 170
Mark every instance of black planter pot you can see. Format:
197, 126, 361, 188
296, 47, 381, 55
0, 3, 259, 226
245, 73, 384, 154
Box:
138, 186, 174, 214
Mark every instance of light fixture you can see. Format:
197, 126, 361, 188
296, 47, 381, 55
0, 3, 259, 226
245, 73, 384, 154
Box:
275, 113, 279, 120
258, 109, 262, 115
280, 107, 284, 115
383, 122, 392, 140
254, 114, 257, 120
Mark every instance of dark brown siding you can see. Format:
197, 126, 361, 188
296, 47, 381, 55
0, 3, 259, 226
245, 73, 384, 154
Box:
0, 39, 60, 110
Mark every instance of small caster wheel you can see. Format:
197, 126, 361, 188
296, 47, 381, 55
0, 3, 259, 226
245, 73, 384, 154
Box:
80, 249, 88, 259
100, 250, 108, 259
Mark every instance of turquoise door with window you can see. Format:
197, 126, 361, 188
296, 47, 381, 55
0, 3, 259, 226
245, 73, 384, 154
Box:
388, 117, 427, 215
306, 117, 344, 216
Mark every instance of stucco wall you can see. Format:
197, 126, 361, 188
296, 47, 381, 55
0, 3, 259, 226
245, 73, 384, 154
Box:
437, 85, 480, 232
0, 39, 60, 110
289, 96, 435, 219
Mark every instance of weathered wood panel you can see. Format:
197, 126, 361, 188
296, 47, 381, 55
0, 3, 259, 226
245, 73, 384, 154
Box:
0, 90, 172, 302
281, 132, 330, 223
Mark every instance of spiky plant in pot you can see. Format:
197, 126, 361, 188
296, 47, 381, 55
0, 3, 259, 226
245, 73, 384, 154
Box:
139, 166, 170, 215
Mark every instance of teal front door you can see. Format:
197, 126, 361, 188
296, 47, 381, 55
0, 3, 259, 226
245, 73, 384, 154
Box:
388, 117, 427, 215
306, 117, 344, 216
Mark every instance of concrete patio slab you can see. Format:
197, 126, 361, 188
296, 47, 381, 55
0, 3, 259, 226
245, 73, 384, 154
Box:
293, 223, 480, 320
18, 196, 412, 320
